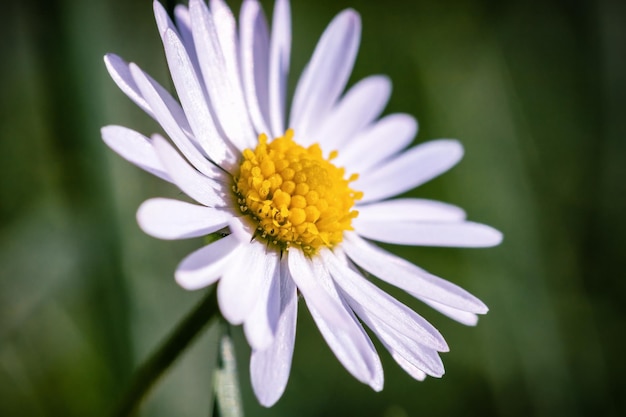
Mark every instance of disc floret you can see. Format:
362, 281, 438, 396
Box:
234, 129, 362, 255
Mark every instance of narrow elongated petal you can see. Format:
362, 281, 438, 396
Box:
154, 1, 204, 96
343, 233, 488, 313
137, 198, 232, 240
392, 355, 427, 381
244, 252, 282, 350
101, 125, 172, 182
175, 234, 243, 290
153, 135, 228, 207
189, 0, 255, 150
219, 241, 277, 324
268, 0, 291, 137
154, 0, 177, 36
419, 298, 479, 326
104, 54, 153, 117
162, 27, 238, 168
307, 256, 383, 390
287, 249, 358, 333
322, 249, 448, 352
250, 258, 298, 407
239, 0, 271, 135
290, 9, 361, 137
357, 198, 466, 223
335, 113, 417, 171
355, 139, 463, 203
354, 219, 503, 247
306, 75, 391, 150
211, 0, 259, 145
174, 5, 202, 74
360, 313, 445, 378
129, 63, 222, 179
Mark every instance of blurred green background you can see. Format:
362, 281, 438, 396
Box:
1, 0, 625, 416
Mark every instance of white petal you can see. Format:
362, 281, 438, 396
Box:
290, 9, 361, 137
244, 254, 281, 350
335, 113, 417, 171
101, 125, 172, 182
211, 0, 258, 143
129, 63, 222, 179
239, 0, 271, 135
321, 249, 448, 352
175, 234, 243, 290
268, 0, 291, 137
154, 0, 177, 36
226, 215, 256, 244
155, 2, 203, 88
152, 135, 228, 207
104, 54, 153, 117
306, 256, 383, 390
173, 5, 202, 73
391, 354, 427, 381
287, 248, 358, 333
162, 27, 238, 169
250, 257, 298, 407
137, 198, 232, 240
354, 219, 503, 247
361, 314, 445, 378
355, 139, 464, 204
218, 241, 277, 325
419, 298, 479, 326
188, 0, 255, 151
357, 198, 466, 223
343, 233, 488, 313
307, 75, 391, 150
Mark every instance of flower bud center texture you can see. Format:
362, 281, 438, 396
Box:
234, 129, 362, 255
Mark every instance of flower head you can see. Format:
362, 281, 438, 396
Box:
102, 0, 502, 407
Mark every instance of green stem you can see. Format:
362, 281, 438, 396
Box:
213, 329, 244, 417
110, 288, 220, 417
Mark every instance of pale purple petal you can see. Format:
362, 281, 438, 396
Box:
419, 298, 480, 326
103, 54, 153, 118
335, 113, 416, 172
250, 258, 298, 407
244, 253, 282, 350
391, 354, 427, 381
154, 1, 204, 113
137, 198, 232, 240
152, 135, 228, 207
287, 248, 359, 333
343, 233, 488, 313
354, 219, 503, 247
175, 234, 243, 290
361, 314, 445, 378
355, 139, 464, 204
219, 241, 277, 325
306, 255, 383, 390
356, 198, 466, 222
239, 0, 271, 135
306, 75, 391, 150
322, 248, 448, 352
211, 0, 258, 143
268, 0, 291, 137
101, 125, 172, 182
173, 5, 202, 75
154, 0, 178, 36
162, 27, 238, 169
290, 9, 361, 137
188, 0, 255, 151
129, 63, 222, 179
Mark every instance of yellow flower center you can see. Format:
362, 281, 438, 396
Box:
233, 129, 362, 255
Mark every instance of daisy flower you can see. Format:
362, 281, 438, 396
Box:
101, 0, 502, 407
